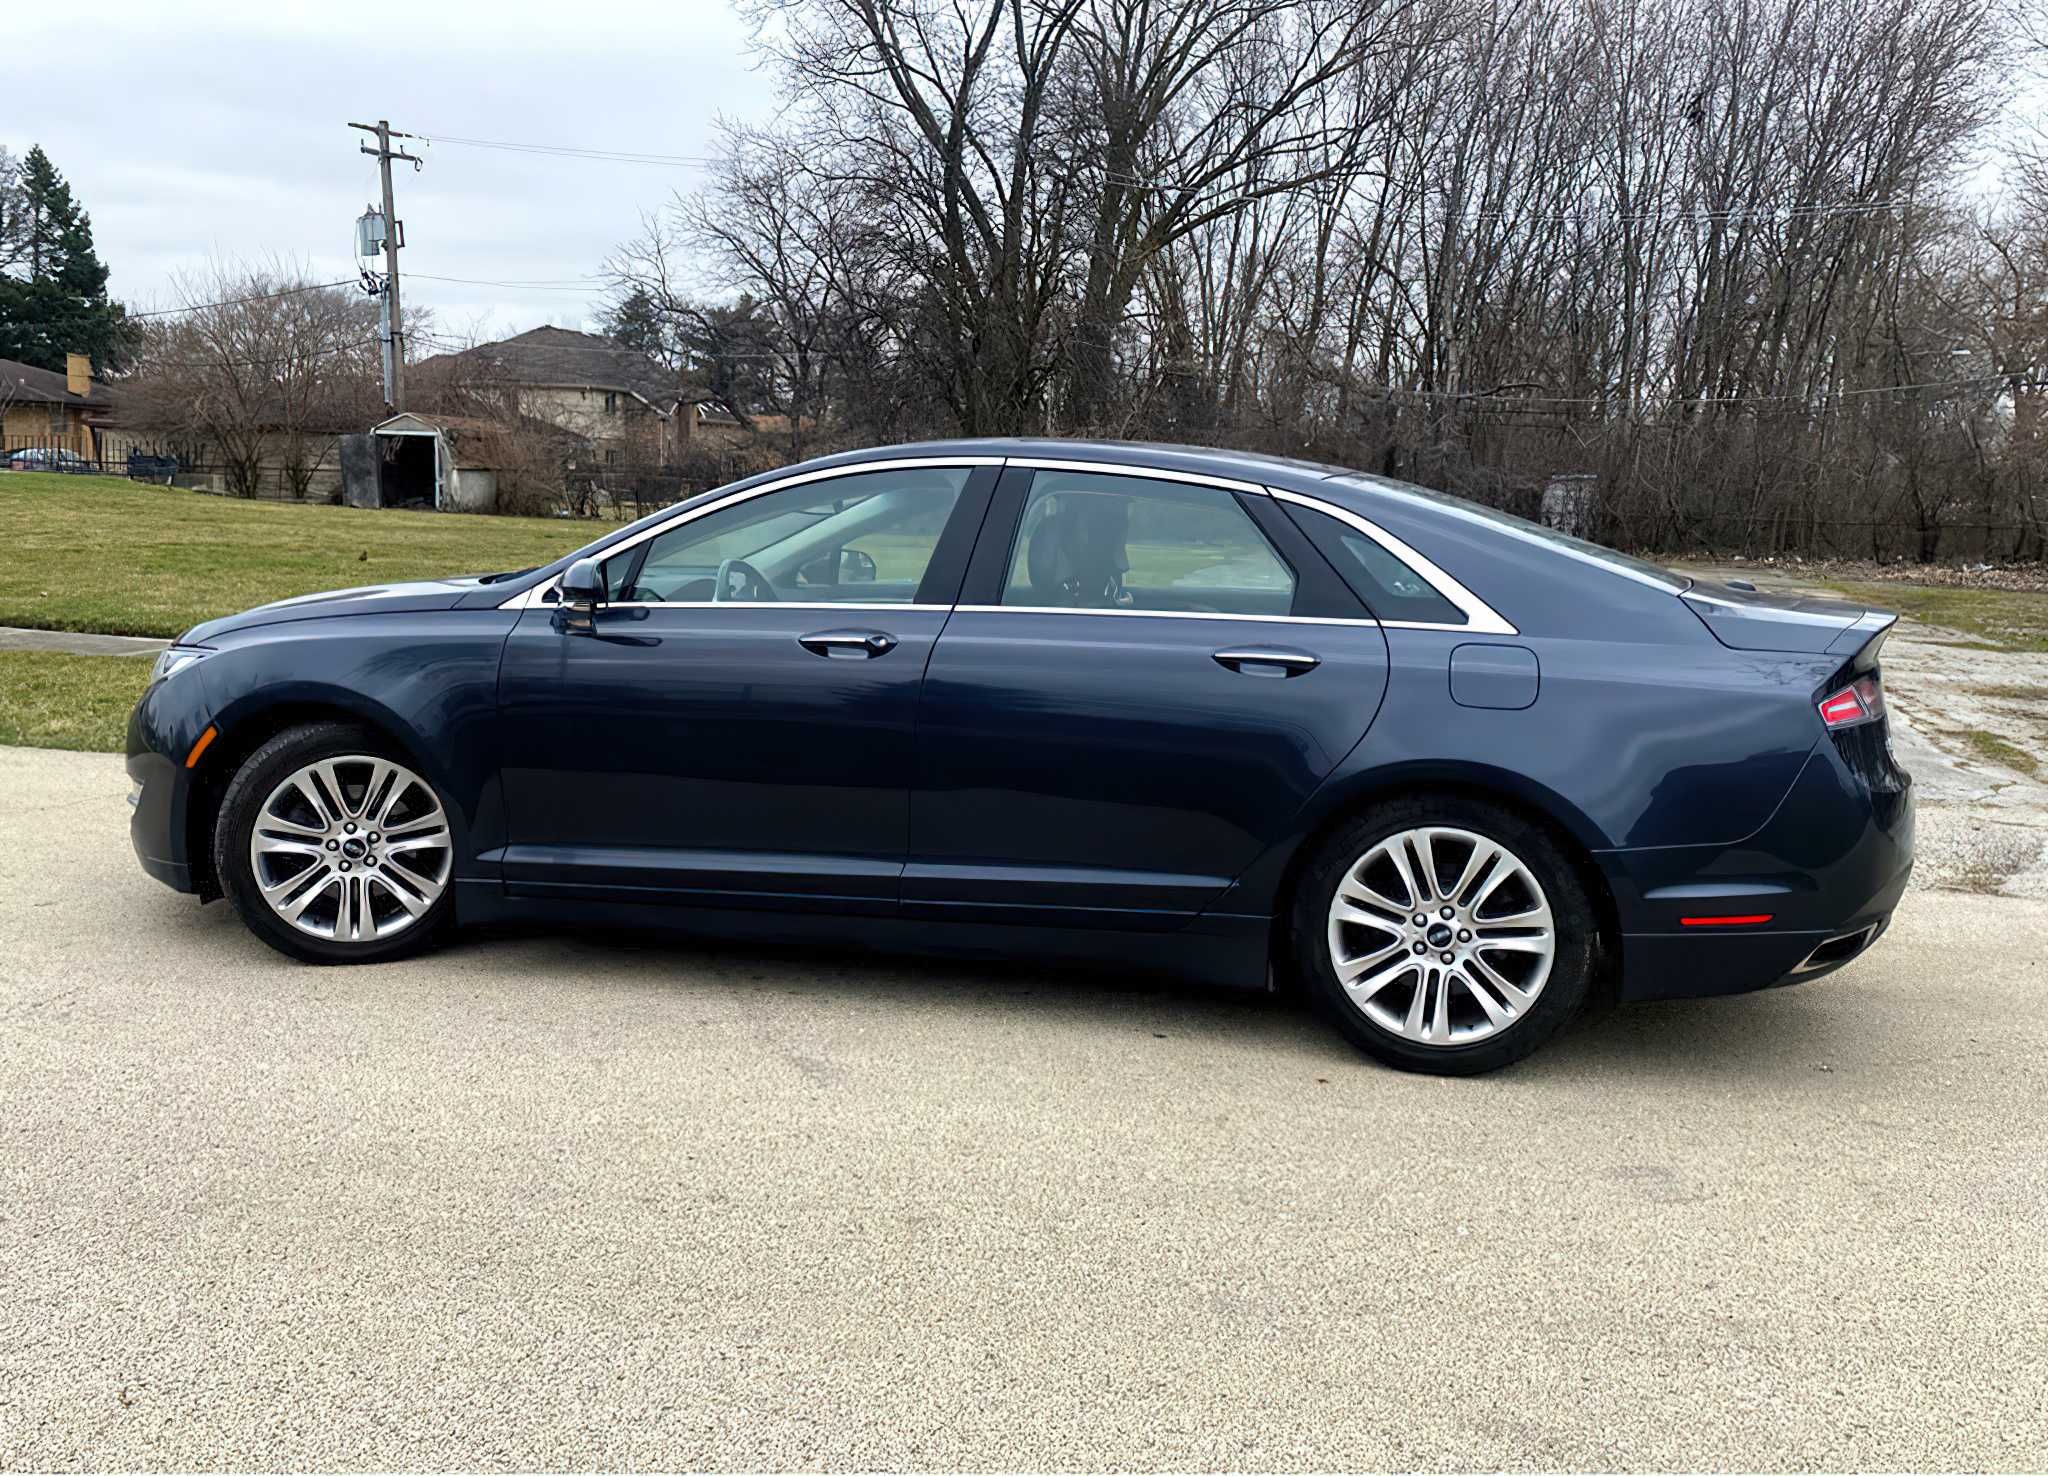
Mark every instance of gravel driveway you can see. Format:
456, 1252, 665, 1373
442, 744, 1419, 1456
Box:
1, 745, 2044, 1471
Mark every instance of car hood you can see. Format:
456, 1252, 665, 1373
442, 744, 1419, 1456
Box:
1681, 579, 1872, 654
182, 576, 491, 644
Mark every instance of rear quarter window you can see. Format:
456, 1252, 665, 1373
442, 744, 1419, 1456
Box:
1283, 504, 1465, 625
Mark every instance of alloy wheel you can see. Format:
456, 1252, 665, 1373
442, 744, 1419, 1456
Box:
1325, 825, 1556, 1046
247, 755, 452, 943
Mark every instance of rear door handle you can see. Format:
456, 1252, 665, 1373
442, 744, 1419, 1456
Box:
799, 629, 899, 659
1213, 646, 1319, 677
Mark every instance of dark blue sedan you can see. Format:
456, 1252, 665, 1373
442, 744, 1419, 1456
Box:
127, 440, 1914, 1073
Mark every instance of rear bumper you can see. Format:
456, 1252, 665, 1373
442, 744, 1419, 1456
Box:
1599, 741, 1914, 1003
1608, 859, 1909, 1002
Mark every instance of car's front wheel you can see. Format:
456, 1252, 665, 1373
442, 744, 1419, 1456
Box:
214, 722, 456, 964
1290, 796, 1597, 1074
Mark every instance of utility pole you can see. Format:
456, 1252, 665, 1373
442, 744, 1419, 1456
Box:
348, 119, 421, 410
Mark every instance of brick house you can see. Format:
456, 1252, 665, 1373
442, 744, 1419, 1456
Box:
0, 355, 123, 459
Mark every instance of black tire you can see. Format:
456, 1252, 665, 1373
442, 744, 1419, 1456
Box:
213, 721, 456, 965
1287, 795, 1598, 1075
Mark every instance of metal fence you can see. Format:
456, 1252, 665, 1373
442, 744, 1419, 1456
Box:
0, 433, 731, 521
2, 434, 189, 484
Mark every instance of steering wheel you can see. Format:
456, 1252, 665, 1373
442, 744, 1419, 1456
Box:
713, 557, 778, 603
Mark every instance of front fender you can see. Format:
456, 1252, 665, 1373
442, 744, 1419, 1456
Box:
193, 610, 519, 878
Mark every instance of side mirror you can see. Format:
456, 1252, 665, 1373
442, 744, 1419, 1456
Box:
558, 557, 605, 632
840, 548, 878, 584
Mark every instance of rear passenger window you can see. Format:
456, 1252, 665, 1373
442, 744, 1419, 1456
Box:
1002, 472, 1295, 617
1285, 504, 1465, 625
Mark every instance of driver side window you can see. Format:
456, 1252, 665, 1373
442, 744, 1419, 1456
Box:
602, 467, 970, 605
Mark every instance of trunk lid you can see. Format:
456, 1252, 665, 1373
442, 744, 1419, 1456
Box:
1681, 578, 1872, 654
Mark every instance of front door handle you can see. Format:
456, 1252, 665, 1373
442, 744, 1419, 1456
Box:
1213, 646, 1319, 677
799, 629, 899, 659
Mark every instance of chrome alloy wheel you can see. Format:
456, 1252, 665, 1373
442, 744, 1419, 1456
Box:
247, 755, 452, 943
1325, 826, 1556, 1047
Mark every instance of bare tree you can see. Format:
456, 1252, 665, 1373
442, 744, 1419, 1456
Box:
622, 0, 2038, 559
122, 266, 388, 498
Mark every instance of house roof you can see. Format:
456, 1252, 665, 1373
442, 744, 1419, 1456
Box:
0, 357, 117, 411
375, 411, 525, 437
414, 326, 682, 410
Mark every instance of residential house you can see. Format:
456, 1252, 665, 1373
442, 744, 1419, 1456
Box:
415, 326, 705, 466
0, 355, 124, 459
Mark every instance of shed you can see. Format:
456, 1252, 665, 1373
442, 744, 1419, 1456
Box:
368, 413, 504, 511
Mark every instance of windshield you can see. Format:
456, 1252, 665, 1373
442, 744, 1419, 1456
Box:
1328, 474, 1688, 593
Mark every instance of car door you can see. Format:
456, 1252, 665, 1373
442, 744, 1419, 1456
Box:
496, 460, 998, 911
908, 463, 1392, 927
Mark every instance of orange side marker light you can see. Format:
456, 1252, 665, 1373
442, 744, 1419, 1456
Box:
184, 725, 219, 769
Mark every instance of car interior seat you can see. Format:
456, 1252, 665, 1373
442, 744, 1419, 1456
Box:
1026, 494, 1131, 607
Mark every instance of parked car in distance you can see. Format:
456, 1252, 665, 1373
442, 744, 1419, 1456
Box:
5, 447, 93, 473
126, 439, 1913, 1073
125, 450, 180, 485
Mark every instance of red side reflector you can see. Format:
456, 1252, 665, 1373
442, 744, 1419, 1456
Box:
1680, 914, 1774, 927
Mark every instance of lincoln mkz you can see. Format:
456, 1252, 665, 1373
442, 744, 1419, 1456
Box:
128, 441, 1914, 1072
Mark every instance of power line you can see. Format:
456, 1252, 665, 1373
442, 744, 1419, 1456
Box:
408, 330, 796, 363
415, 131, 718, 168
132, 337, 382, 374
406, 325, 2033, 392
128, 279, 360, 320
410, 272, 607, 292
1446, 200, 1911, 226
1354, 369, 2031, 409
1103, 174, 1943, 228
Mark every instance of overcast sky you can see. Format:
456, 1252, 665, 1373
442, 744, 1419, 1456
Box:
8, 0, 2043, 355
5, 0, 771, 344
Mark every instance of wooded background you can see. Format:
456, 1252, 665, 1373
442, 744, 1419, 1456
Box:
602, 0, 2048, 560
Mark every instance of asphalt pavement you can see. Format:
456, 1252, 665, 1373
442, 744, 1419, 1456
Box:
1, 745, 2042, 1470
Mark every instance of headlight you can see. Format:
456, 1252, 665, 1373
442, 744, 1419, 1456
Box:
149, 646, 212, 685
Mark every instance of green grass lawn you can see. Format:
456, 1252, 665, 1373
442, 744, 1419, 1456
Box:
0, 651, 153, 752
1825, 580, 2048, 653
0, 472, 592, 639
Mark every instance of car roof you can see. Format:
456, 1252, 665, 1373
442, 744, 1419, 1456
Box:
810, 438, 1686, 596
810, 437, 1356, 495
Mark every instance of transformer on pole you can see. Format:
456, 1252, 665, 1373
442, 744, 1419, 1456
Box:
355, 206, 395, 407
348, 120, 422, 411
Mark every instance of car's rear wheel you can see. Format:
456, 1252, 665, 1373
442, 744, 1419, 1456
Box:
1290, 796, 1596, 1074
214, 723, 455, 964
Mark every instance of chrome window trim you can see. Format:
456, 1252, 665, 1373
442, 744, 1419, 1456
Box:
498, 453, 1514, 637
1268, 487, 1518, 636
584, 600, 953, 614
955, 604, 1377, 629
1003, 457, 1271, 497
496, 456, 1003, 611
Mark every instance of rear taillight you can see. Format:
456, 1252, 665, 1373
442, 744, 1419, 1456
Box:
1818, 674, 1885, 729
